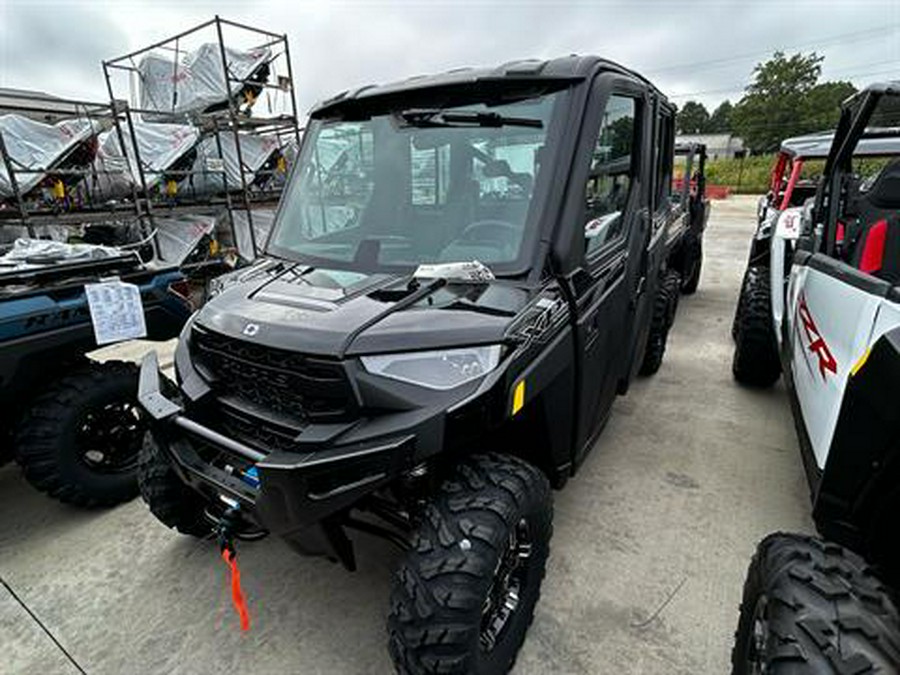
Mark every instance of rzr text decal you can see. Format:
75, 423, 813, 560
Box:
797, 293, 837, 380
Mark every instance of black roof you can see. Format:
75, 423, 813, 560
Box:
842, 80, 900, 108
310, 55, 668, 118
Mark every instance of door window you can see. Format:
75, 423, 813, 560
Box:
584, 94, 639, 255
654, 110, 674, 211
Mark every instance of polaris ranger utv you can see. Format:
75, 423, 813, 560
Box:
673, 141, 709, 295
632, 141, 709, 375
730, 83, 900, 673
0, 244, 194, 506
634, 141, 710, 374
136, 56, 682, 674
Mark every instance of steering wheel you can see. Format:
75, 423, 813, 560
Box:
458, 220, 520, 246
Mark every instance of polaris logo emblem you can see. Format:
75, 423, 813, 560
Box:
242, 323, 260, 337
797, 293, 837, 380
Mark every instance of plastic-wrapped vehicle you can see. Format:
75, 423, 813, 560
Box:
0, 240, 195, 506
730, 83, 900, 673
135, 56, 684, 674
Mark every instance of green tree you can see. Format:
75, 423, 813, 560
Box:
732, 51, 839, 153
707, 100, 733, 133
802, 81, 857, 132
676, 100, 710, 134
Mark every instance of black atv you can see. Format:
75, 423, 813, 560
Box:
0, 247, 193, 506
136, 56, 683, 674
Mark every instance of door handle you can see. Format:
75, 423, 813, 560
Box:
586, 308, 602, 339
635, 275, 646, 297
629, 275, 646, 309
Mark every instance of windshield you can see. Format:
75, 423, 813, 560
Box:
267, 92, 565, 274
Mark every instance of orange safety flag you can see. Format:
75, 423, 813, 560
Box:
221, 548, 251, 631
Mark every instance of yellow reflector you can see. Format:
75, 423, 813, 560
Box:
851, 347, 872, 376
51, 179, 65, 199
512, 380, 525, 416
166, 179, 178, 197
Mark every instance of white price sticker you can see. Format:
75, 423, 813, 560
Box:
85, 280, 147, 346
205, 157, 225, 173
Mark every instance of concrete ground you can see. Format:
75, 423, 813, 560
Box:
0, 196, 814, 675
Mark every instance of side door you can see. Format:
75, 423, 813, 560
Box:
571, 80, 650, 459
786, 256, 884, 470
784, 153, 894, 470
618, 93, 666, 388
654, 107, 683, 255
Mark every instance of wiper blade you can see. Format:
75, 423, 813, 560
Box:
399, 109, 543, 129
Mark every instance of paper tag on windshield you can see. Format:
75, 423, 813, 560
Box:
85, 280, 147, 345
413, 261, 495, 283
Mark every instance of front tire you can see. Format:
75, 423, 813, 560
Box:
732, 533, 900, 674
388, 453, 552, 675
137, 432, 211, 537
14, 361, 145, 507
732, 266, 781, 387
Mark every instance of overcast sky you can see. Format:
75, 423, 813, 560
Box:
1, 0, 898, 117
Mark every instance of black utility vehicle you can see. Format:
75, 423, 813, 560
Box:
137, 56, 683, 674
1, 251, 192, 506
673, 141, 709, 295
637, 141, 711, 374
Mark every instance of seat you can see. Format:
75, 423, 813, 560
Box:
847, 159, 900, 282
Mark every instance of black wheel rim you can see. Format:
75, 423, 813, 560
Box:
745, 594, 769, 675
480, 517, 532, 652
77, 401, 146, 474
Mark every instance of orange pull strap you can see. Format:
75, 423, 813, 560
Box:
221, 548, 251, 631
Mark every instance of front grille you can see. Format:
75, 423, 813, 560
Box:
218, 402, 301, 454
190, 325, 357, 428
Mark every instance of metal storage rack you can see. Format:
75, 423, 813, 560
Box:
0, 93, 150, 240
102, 16, 303, 257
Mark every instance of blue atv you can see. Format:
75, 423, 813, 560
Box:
0, 249, 194, 506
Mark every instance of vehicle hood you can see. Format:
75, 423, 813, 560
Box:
193, 259, 530, 356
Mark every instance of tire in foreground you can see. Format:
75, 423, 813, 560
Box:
732, 532, 900, 674
388, 453, 553, 675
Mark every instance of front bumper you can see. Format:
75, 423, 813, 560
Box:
137, 351, 421, 557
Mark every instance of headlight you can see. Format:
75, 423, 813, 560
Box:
360, 345, 502, 390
